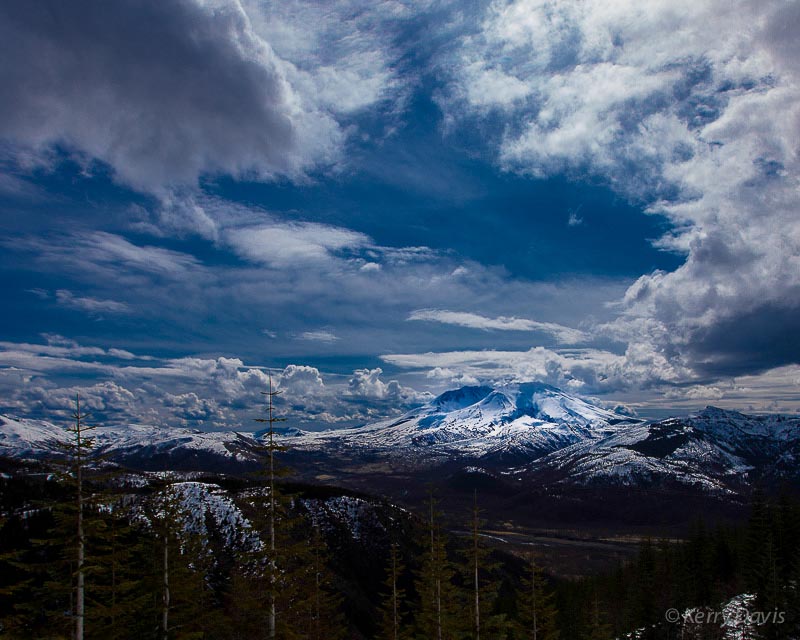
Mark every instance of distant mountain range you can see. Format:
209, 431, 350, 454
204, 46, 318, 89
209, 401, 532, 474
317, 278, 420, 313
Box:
3, 382, 799, 496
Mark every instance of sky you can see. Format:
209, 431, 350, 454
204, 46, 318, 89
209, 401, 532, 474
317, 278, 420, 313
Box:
0, 0, 799, 430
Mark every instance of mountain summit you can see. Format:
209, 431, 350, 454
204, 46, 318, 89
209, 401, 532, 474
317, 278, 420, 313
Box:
289, 381, 639, 463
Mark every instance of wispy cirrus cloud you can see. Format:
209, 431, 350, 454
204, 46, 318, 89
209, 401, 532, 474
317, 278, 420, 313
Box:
55, 290, 131, 315
296, 330, 340, 344
407, 309, 587, 344
225, 222, 370, 267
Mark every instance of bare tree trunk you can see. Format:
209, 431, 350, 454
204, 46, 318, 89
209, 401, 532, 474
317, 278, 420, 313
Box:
436, 575, 442, 640
268, 375, 276, 640
391, 547, 399, 640
430, 497, 443, 640
473, 493, 480, 640
255, 374, 284, 640
162, 533, 169, 640
531, 558, 538, 640
74, 395, 85, 640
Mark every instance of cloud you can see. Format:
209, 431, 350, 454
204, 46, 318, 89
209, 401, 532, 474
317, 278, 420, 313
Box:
567, 207, 583, 227
226, 222, 369, 266
278, 364, 326, 397
0, 337, 430, 428
0, 0, 346, 192
407, 309, 587, 343
296, 331, 340, 344
7, 231, 202, 281
55, 290, 131, 315
347, 367, 428, 404
242, 0, 412, 117
381, 345, 678, 395
444, 0, 800, 383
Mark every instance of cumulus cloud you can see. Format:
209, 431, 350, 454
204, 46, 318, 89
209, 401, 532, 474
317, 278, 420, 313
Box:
407, 309, 587, 343
446, 0, 800, 384
278, 364, 326, 397
382, 347, 627, 393
0, 337, 432, 428
347, 367, 428, 404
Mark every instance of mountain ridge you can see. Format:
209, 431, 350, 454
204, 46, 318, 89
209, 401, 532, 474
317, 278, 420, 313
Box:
2, 383, 799, 495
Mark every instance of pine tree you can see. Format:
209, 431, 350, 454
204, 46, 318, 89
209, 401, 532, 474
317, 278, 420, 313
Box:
87, 507, 143, 640
292, 524, 347, 640
516, 553, 559, 640
63, 394, 96, 640
145, 474, 218, 640
376, 542, 411, 640
414, 489, 458, 640
252, 374, 286, 640
586, 588, 611, 640
230, 376, 334, 640
463, 492, 508, 639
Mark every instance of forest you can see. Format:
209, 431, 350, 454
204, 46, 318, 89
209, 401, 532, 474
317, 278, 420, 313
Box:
1, 404, 799, 640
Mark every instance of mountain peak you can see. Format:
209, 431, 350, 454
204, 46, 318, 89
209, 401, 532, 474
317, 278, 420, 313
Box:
430, 385, 493, 411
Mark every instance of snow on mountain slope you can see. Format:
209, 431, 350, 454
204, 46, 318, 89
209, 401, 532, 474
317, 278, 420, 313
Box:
173, 481, 260, 551
288, 382, 637, 462
2, 387, 798, 494
527, 406, 800, 493
0, 414, 264, 469
0, 415, 67, 456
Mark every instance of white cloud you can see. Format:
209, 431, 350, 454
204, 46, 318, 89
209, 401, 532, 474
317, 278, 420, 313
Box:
55, 290, 131, 315
226, 222, 369, 266
381, 345, 685, 395
296, 330, 340, 344
567, 207, 583, 227
446, 0, 800, 382
347, 367, 428, 403
407, 309, 587, 343
278, 364, 326, 397
0, 337, 434, 428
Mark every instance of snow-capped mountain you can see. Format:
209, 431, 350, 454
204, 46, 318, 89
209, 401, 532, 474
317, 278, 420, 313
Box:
289, 382, 639, 464
0, 415, 265, 471
526, 406, 800, 493
2, 383, 799, 495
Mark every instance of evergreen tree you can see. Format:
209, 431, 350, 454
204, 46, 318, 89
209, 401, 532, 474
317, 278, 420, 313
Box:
145, 474, 219, 640
292, 524, 347, 640
376, 542, 411, 640
586, 589, 612, 640
516, 553, 559, 640
85, 502, 152, 640
414, 489, 459, 640
462, 492, 508, 639
63, 395, 95, 640
252, 374, 286, 640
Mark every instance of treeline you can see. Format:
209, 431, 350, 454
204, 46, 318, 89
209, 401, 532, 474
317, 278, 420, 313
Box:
559, 490, 800, 639
1, 397, 800, 639
6, 467, 800, 640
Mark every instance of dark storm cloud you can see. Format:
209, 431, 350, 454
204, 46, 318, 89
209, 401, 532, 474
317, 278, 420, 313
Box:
688, 302, 800, 378
0, 0, 340, 191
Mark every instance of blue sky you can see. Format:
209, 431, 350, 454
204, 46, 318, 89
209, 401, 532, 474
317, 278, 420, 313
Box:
1, 0, 799, 429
